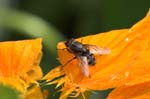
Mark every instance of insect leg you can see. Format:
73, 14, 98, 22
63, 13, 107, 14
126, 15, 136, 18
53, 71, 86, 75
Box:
57, 47, 74, 53
61, 56, 76, 68
56, 48, 67, 50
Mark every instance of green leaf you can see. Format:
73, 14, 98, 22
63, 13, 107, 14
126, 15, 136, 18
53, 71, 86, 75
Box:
0, 84, 19, 99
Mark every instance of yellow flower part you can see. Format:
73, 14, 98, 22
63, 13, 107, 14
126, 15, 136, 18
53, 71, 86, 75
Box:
44, 11, 150, 99
23, 84, 44, 99
0, 38, 43, 95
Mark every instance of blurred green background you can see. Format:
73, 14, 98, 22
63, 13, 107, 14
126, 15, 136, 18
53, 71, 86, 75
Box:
0, 0, 149, 99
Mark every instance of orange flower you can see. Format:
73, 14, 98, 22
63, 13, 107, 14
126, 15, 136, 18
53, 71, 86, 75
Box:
0, 38, 43, 98
44, 11, 150, 99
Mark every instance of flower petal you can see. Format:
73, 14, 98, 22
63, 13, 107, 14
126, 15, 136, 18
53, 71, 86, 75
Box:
0, 38, 43, 92
107, 82, 150, 99
0, 38, 42, 77
57, 11, 150, 90
43, 66, 64, 82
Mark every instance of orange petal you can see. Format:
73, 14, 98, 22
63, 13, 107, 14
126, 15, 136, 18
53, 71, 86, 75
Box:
0, 38, 42, 77
79, 10, 150, 89
107, 82, 150, 99
43, 66, 64, 82
0, 38, 43, 92
25, 65, 43, 82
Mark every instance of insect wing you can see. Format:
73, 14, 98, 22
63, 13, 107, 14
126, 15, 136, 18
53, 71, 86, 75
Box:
85, 45, 111, 55
76, 56, 89, 77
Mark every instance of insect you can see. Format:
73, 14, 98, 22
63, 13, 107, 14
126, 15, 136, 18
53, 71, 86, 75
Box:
64, 38, 111, 77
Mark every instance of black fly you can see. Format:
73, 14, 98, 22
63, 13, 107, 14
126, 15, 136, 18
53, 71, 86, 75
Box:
65, 38, 111, 77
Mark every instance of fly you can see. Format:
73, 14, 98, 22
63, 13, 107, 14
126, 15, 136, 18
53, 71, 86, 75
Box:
64, 38, 111, 77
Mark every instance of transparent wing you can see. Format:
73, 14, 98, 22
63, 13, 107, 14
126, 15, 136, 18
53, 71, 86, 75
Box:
84, 44, 111, 55
76, 56, 89, 77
